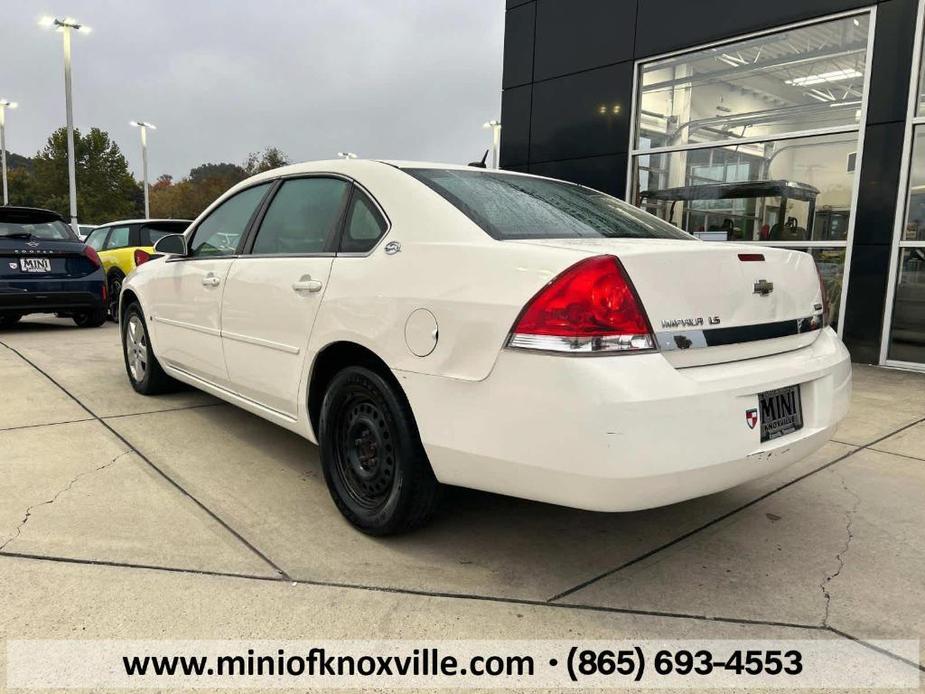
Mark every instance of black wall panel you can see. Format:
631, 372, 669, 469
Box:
529, 62, 633, 162
500, 85, 532, 167
507, 0, 533, 8
503, 2, 536, 89
533, 0, 636, 81
634, 0, 871, 59
851, 122, 906, 245
841, 244, 893, 363
529, 154, 628, 198
866, 0, 918, 125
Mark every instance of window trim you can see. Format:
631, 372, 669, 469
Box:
625, 6, 879, 337
880, 0, 925, 370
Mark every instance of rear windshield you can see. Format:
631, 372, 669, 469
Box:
0, 219, 75, 240
141, 221, 190, 245
403, 168, 693, 241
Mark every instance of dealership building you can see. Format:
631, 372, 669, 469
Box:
500, 0, 925, 369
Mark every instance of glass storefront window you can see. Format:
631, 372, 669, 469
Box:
630, 134, 858, 242
636, 14, 869, 150
888, 249, 925, 363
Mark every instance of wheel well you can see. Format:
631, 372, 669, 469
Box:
120, 288, 139, 322
308, 341, 397, 435
107, 267, 125, 282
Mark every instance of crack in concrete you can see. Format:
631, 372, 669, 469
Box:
819, 471, 861, 626
0, 450, 132, 552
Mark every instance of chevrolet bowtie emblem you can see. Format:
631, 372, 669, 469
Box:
753, 279, 774, 296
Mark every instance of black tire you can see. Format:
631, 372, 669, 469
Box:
72, 307, 107, 328
319, 366, 441, 535
0, 313, 23, 328
107, 272, 124, 322
121, 302, 179, 395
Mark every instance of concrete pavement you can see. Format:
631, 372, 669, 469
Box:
1, 316, 923, 690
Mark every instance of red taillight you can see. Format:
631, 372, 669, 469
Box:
814, 260, 831, 327
83, 245, 101, 268
508, 255, 655, 353
134, 248, 152, 267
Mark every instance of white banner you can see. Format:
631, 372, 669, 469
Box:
5, 639, 921, 689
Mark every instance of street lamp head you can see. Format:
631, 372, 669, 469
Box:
483, 120, 501, 129
39, 16, 90, 32
0, 100, 17, 109
131, 121, 157, 130
337, 152, 358, 159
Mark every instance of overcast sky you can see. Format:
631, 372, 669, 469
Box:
2, 0, 505, 180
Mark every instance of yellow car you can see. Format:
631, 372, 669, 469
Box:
84, 219, 191, 319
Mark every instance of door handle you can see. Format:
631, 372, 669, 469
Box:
292, 277, 323, 293
202, 273, 221, 288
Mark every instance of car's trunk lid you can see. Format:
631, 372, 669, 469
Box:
508, 238, 825, 367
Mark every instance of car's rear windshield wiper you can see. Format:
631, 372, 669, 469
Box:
0, 232, 34, 239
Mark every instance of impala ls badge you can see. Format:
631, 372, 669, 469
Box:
753, 279, 774, 296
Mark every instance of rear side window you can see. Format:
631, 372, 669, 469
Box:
340, 189, 387, 253
103, 226, 131, 250
251, 177, 349, 255
190, 183, 271, 257
404, 168, 694, 241
85, 228, 108, 250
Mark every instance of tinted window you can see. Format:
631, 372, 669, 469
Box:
404, 168, 693, 241
141, 221, 189, 246
0, 219, 75, 240
190, 183, 271, 257
103, 226, 131, 250
341, 190, 387, 253
251, 177, 349, 255
85, 228, 108, 250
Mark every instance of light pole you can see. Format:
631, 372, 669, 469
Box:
39, 16, 91, 232
483, 120, 501, 169
337, 152, 358, 159
130, 121, 156, 218
0, 99, 18, 206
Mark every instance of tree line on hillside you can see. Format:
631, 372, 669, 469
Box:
4, 127, 289, 225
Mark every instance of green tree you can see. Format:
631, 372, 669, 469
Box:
31, 127, 141, 224
189, 162, 246, 185
243, 146, 290, 175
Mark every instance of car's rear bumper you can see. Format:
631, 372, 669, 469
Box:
0, 277, 106, 314
397, 327, 851, 512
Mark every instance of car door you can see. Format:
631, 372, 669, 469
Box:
220, 176, 352, 417
149, 182, 272, 388
100, 224, 133, 276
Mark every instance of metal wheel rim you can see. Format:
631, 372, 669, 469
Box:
333, 394, 396, 510
125, 315, 148, 382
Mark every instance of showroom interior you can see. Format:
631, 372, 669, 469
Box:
500, 0, 925, 369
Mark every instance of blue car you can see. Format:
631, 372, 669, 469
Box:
0, 206, 107, 328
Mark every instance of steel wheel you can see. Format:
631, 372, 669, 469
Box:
333, 395, 396, 510
125, 314, 148, 383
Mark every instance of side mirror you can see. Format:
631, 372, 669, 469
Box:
153, 234, 188, 257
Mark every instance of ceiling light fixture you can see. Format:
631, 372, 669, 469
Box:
785, 68, 862, 87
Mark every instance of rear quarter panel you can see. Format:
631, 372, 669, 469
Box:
307, 166, 591, 382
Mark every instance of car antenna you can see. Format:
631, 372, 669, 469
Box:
468, 150, 489, 168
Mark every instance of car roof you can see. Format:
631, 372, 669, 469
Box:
0, 206, 67, 224
94, 218, 192, 227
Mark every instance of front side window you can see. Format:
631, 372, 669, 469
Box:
340, 189, 387, 253
85, 228, 108, 250
405, 168, 692, 241
103, 226, 131, 250
190, 183, 271, 257
251, 177, 349, 255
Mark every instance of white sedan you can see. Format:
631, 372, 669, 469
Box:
120, 160, 851, 534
